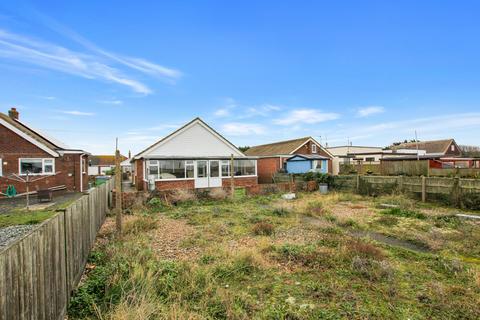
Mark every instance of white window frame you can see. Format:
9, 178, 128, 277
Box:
312, 144, 317, 153
451, 145, 455, 151
18, 158, 56, 176
0, 158, 2, 177
146, 159, 195, 181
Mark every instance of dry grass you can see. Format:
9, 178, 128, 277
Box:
170, 189, 197, 203
208, 188, 229, 200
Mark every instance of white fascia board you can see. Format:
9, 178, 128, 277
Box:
0, 118, 59, 157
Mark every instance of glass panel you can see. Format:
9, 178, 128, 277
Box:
20, 159, 43, 174
197, 160, 207, 178
186, 164, 194, 178
172, 160, 186, 179
221, 160, 230, 177
44, 159, 54, 173
210, 161, 219, 178
233, 159, 256, 176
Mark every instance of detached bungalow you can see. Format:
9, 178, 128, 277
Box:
0, 108, 89, 195
132, 118, 258, 191
245, 137, 334, 183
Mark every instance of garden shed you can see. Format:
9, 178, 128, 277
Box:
285, 154, 329, 174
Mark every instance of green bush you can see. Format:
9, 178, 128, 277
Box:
302, 172, 333, 186
462, 192, 480, 210
381, 208, 426, 220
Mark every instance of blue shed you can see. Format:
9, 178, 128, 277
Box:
285, 154, 329, 174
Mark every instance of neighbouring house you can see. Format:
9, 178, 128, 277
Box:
244, 137, 333, 183
0, 107, 89, 195
388, 139, 462, 157
88, 155, 127, 176
285, 154, 330, 174
131, 118, 258, 191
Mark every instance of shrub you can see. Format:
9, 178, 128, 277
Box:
351, 256, 394, 281
171, 189, 197, 204
124, 216, 158, 235
375, 215, 399, 226
302, 172, 333, 186
462, 192, 480, 210
252, 222, 275, 236
306, 200, 325, 215
208, 188, 229, 200
272, 206, 290, 217
349, 240, 385, 261
381, 207, 426, 219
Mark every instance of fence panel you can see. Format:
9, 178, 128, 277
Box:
0, 178, 113, 320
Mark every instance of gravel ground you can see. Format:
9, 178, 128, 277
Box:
0, 225, 36, 249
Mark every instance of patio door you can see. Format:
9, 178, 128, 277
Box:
209, 160, 222, 188
194, 160, 222, 188
195, 160, 209, 188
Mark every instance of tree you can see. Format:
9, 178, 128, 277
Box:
238, 146, 250, 152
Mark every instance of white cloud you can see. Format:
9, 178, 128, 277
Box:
214, 108, 231, 117
0, 27, 181, 94
274, 109, 340, 125
221, 122, 266, 136
60, 110, 95, 116
356, 106, 385, 117
99, 99, 123, 105
242, 104, 281, 118
326, 112, 480, 146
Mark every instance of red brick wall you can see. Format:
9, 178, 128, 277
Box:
222, 176, 258, 188
0, 124, 87, 194
257, 157, 281, 184
155, 179, 195, 190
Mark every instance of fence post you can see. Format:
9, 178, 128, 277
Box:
398, 175, 404, 193
452, 176, 461, 207
421, 176, 426, 202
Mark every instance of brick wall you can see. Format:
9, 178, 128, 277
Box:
256, 157, 281, 183
222, 176, 258, 188
155, 179, 195, 190
0, 124, 88, 194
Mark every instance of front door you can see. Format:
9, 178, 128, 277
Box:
209, 160, 222, 187
195, 160, 209, 188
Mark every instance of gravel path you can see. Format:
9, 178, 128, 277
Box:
0, 225, 36, 249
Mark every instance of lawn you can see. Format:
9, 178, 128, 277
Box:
68, 190, 480, 319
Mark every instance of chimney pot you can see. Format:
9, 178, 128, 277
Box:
8, 107, 19, 120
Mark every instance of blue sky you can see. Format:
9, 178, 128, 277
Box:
0, 1, 479, 154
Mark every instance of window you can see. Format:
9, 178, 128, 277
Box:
0, 159, 2, 176
365, 157, 375, 162
221, 160, 230, 177
233, 159, 256, 176
451, 145, 455, 151
311, 144, 317, 153
186, 161, 194, 178
146, 160, 192, 180
19, 158, 55, 175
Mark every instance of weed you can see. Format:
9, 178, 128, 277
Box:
252, 222, 275, 236
349, 239, 385, 261
351, 256, 394, 281
170, 189, 197, 204
208, 188, 229, 200
124, 216, 158, 235
381, 207, 426, 219
376, 215, 399, 226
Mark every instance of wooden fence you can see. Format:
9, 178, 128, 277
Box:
333, 175, 480, 208
0, 179, 114, 320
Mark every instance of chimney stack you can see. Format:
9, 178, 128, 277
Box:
8, 107, 19, 120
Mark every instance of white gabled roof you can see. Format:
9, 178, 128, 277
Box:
134, 117, 245, 159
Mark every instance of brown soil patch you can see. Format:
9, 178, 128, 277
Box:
147, 215, 200, 261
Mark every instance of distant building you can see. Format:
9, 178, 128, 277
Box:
245, 137, 333, 183
0, 107, 89, 195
